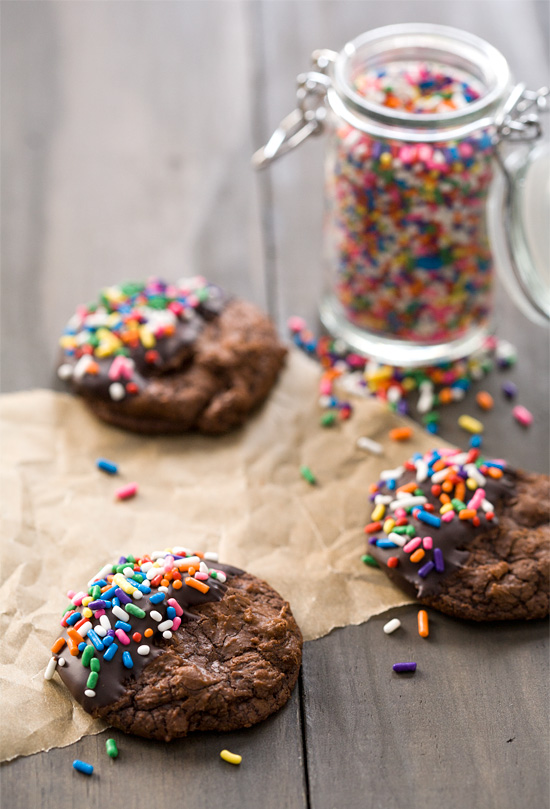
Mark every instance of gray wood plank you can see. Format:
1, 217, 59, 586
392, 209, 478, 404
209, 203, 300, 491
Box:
302, 607, 549, 809
1, 684, 307, 809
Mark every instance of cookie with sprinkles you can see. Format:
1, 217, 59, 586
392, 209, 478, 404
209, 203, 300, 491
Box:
363, 448, 549, 620
57, 277, 286, 434
47, 549, 302, 740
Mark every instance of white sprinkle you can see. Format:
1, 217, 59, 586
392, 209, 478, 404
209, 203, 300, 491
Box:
57, 363, 74, 381
76, 621, 92, 638
109, 382, 125, 401
162, 631, 173, 639
158, 620, 173, 632
199, 562, 209, 575
465, 464, 486, 485
151, 551, 169, 560
58, 658, 66, 667
431, 466, 457, 484
73, 355, 95, 381
132, 590, 143, 600
318, 395, 332, 408
137, 645, 151, 656
381, 466, 405, 481
140, 562, 153, 573
204, 552, 219, 562
357, 436, 384, 455
415, 460, 428, 483
112, 605, 130, 622
123, 567, 134, 578
387, 532, 407, 547
383, 618, 401, 635
99, 615, 111, 630
389, 496, 427, 511
481, 498, 494, 512
146, 567, 160, 580
374, 494, 393, 505
387, 386, 402, 404
150, 610, 163, 622
172, 546, 192, 555
94, 625, 107, 638
84, 689, 96, 698
88, 564, 113, 587
44, 657, 57, 680
451, 387, 466, 402
175, 556, 201, 569
158, 586, 168, 594
213, 570, 226, 583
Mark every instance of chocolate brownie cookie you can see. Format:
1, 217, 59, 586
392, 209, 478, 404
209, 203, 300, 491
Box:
47, 549, 302, 740
57, 277, 286, 434
363, 447, 549, 621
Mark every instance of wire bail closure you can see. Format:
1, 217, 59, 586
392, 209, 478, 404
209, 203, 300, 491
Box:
252, 50, 337, 169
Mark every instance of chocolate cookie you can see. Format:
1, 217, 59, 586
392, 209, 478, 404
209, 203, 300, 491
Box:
47, 549, 302, 740
57, 277, 286, 434
363, 448, 549, 621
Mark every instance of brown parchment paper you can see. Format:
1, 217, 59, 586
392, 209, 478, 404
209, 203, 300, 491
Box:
0, 349, 446, 762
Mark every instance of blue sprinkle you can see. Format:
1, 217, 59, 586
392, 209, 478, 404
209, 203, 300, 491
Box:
387, 479, 396, 491
102, 586, 118, 600
426, 422, 438, 434
92, 579, 108, 587
122, 651, 134, 669
434, 547, 445, 573
416, 510, 441, 528
102, 635, 114, 648
103, 642, 118, 661
376, 540, 398, 549
138, 583, 151, 594
96, 458, 118, 475
114, 620, 132, 632
66, 612, 82, 626
112, 597, 120, 607
87, 630, 104, 651
469, 434, 482, 448
77, 641, 87, 652
73, 760, 93, 775
166, 606, 177, 619
149, 593, 166, 605
418, 560, 435, 578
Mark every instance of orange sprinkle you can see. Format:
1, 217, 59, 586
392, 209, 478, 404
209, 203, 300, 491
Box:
410, 549, 425, 564
172, 580, 183, 590
160, 578, 170, 587
442, 480, 453, 493
185, 577, 210, 594
432, 459, 446, 472
187, 567, 196, 577
455, 482, 466, 503
51, 638, 66, 654
67, 639, 80, 656
476, 391, 494, 410
194, 551, 205, 559
369, 483, 378, 494
439, 387, 453, 404
67, 628, 82, 645
487, 467, 503, 479
389, 427, 413, 442
144, 628, 154, 638
418, 610, 429, 638
439, 493, 451, 504
459, 509, 477, 520
397, 481, 417, 494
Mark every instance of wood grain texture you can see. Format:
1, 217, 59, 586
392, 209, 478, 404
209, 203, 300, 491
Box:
1, 2, 549, 808
302, 606, 549, 809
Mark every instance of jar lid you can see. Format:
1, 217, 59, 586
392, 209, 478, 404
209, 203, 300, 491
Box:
490, 138, 550, 324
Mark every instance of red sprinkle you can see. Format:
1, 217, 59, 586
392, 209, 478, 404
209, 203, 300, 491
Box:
486, 511, 495, 521
472, 516, 480, 527
365, 521, 382, 534
395, 517, 409, 526
431, 484, 442, 496
132, 632, 142, 642
387, 557, 399, 568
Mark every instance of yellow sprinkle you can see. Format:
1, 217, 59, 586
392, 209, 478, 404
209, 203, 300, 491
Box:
220, 749, 242, 766
401, 378, 417, 392
383, 518, 395, 534
60, 336, 77, 349
371, 503, 385, 522
81, 596, 93, 606
113, 573, 136, 595
440, 503, 454, 514
458, 414, 484, 434
365, 366, 393, 384
139, 325, 156, 348
466, 477, 478, 490
82, 608, 93, 618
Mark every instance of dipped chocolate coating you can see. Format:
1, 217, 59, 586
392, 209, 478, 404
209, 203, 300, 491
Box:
368, 466, 517, 599
55, 561, 242, 711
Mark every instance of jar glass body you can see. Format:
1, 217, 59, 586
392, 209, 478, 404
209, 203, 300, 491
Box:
319, 25, 513, 366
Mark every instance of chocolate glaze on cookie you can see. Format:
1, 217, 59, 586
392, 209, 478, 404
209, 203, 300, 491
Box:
365, 448, 549, 620
49, 549, 303, 739
58, 278, 287, 434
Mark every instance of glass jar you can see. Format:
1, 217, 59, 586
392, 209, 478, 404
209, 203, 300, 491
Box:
254, 24, 548, 366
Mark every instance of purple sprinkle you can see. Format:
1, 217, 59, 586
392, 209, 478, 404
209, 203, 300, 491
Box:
393, 662, 417, 673
118, 557, 127, 564
107, 629, 116, 637
418, 560, 435, 578
88, 599, 108, 610
115, 588, 132, 605
502, 381, 517, 398
397, 401, 408, 415
369, 494, 376, 502
434, 547, 445, 573
368, 537, 378, 545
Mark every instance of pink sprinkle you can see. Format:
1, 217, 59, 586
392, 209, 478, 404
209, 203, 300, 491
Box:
394, 508, 407, 519
403, 537, 422, 553
167, 598, 183, 617
422, 536, 433, 550
319, 379, 332, 395
115, 629, 131, 645
108, 355, 133, 381
67, 590, 76, 599
71, 591, 86, 606
513, 405, 533, 427
172, 616, 181, 632
288, 316, 307, 333
442, 511, 455, 523
115, 483, 138, 501
468, 488, 485, 510
94, 609, 106, 619
195, 572, 209, 581
164, 556, 174, 571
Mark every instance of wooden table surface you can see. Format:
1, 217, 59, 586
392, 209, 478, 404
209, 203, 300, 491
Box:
1, 3, 549, 808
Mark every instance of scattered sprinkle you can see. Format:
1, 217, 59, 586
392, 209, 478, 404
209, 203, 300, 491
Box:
300, 465, 317, 486
106, 738, 118, 759
220, 749, 242, 766
96, 458, 118, 475
383, 618, 401, 634
73, 760, 94, 775
115, 483, 138, 501
392, 662, 417, 673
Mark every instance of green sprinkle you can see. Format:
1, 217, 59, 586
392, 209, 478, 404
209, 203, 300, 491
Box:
90, 658, 100, 673
414, 488, 424, 496
300, 465, 317, 486
361, 554, 379, 568
86, 671, 98, 689
451, 498, 467, 511
130, 572, 144, 583
422, 411, 440, 425
91, 585, 101, 599
320, 412, 337, 427
209, 570, 218, 579
125, 603, 146, 619
62, 605, 75, 616
106, 738, 119, 759
81, 645, 95, 667
126, 555, 136, 563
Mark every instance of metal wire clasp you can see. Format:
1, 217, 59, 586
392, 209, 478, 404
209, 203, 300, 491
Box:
496, 84, 549, 143
252, 50, 337, 170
